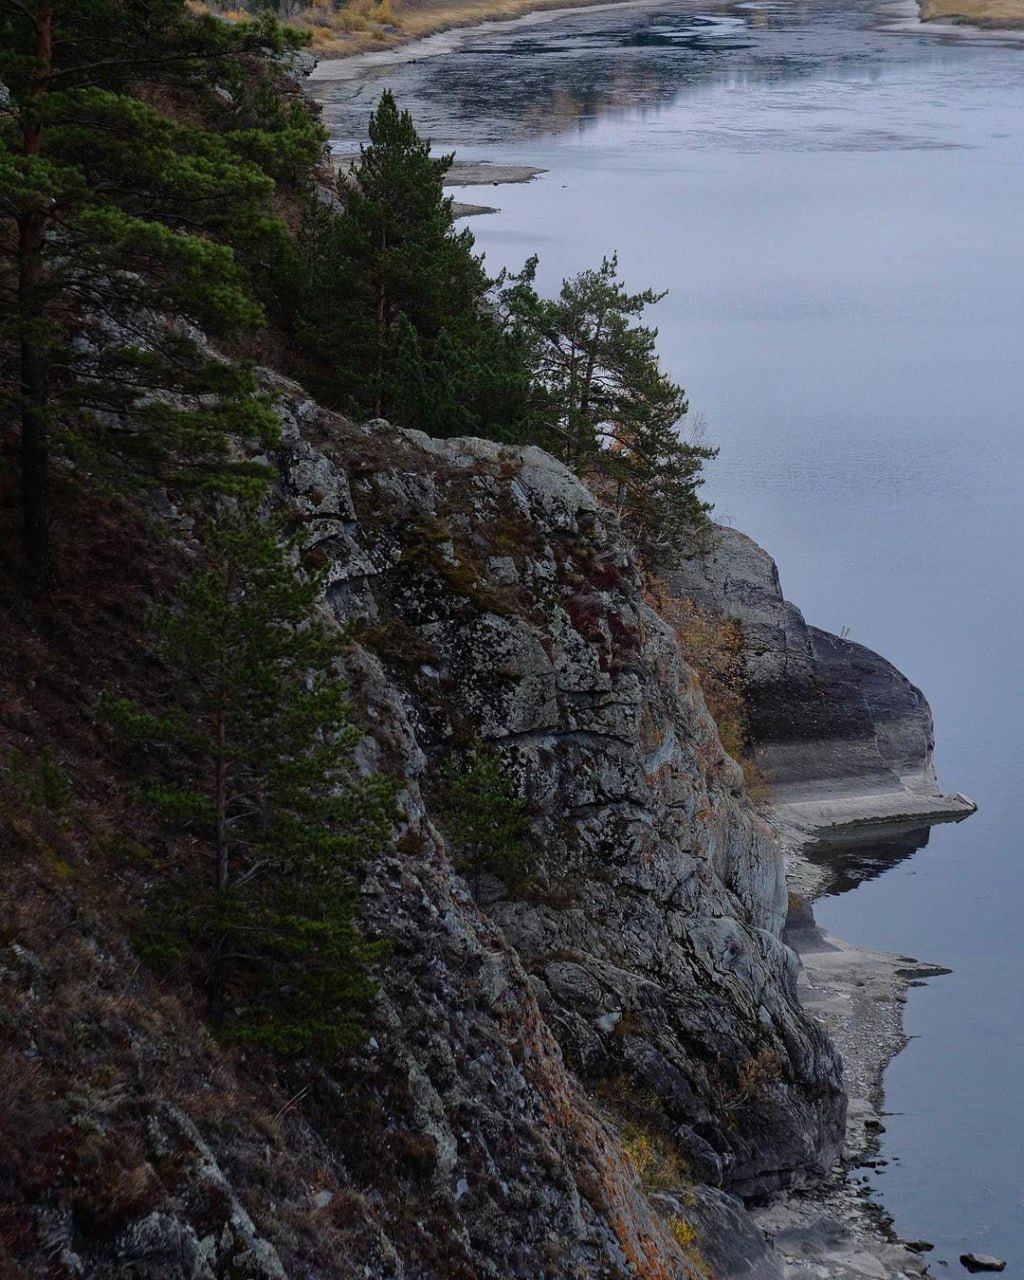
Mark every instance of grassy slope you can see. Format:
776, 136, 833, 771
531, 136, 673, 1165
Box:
210, 0, 626, 57
919, 0, 1024, 26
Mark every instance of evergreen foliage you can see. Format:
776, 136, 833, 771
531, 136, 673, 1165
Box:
2, 0, 714, 588
100, 501, 397, 1054
500, 254, 717, 562
284, 91, 532, 436
0, 0, 323, 589
440, 741, 535, 895
0, 745, 75, 855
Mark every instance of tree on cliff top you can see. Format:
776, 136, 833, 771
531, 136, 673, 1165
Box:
101, 501, 397, 1053
0, 0, 322, 593
500, 254, 716, 562
287, 90, 532, 436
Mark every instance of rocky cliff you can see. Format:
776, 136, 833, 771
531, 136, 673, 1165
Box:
270, 380, 848, 1262
0, 384, 849, 1279
662, 526, 975, 837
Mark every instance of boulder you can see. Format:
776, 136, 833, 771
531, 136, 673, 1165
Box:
961, 1255, 1007, 1272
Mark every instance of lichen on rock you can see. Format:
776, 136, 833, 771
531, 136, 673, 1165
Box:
268, 380, 848, 1267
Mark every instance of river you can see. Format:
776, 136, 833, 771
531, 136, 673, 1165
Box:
311, 1, 1024, 1269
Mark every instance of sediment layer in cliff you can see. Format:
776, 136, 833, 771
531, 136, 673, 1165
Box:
663, 526, 975, 837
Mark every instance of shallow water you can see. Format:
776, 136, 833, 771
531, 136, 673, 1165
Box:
313, 3, 1024, 1267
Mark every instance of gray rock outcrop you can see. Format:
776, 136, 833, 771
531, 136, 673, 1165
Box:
961, 1255, 1007, 1272
268, 384, 848, 1271
663, 526, 974, 834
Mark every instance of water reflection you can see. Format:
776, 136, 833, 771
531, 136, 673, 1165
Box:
312, 0, 918, 147
803, 822, 938, 898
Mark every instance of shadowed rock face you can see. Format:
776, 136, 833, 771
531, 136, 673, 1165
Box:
273, 386, 844, 1232
6, 394, 845, 1280
663, 527, 974, 829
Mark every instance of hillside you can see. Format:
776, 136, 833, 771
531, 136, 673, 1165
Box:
0, 373, 852, 1278
0, 10, 969, 1277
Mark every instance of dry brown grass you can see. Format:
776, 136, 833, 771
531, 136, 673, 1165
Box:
721, 1047, 785, 1115
918, 0, 1024, 24
198, 0, 628, 56
648, 582, 769, 806
620, 1122, 687, 1192
667, 1214, 697, 1248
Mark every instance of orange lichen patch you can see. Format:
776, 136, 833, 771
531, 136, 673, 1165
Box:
509, 991, 694, 1279
645, 579, 768, 807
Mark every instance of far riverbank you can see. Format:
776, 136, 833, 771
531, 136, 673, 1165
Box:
301, 0, 639, 59
917, 0, 1024, 28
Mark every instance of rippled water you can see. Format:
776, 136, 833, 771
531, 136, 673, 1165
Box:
312, 3, 1024, 1267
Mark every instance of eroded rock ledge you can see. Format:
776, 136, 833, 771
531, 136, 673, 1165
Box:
663, 525, 975, 843
663, 526, 973, 1280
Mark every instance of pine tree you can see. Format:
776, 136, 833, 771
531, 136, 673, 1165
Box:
0, 0, 323, 592
388, 318, 476, 438
101, 501, 397, 1054
440, 742, 535, 897
500, 254, 716, 561
289, 91, 532, 434
329, 89, 482, 417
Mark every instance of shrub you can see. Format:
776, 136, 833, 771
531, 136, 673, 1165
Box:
620, 1122, 685, 1191
438, 741, 536, 895
1, 747, 75, 859
667, 1214, 697, 1248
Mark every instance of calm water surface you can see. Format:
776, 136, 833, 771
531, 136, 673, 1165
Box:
313, 3, 1024, 1267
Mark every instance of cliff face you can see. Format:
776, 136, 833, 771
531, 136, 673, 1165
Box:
0, 388, 845, 1280
270, 384, 846, 1258
662, 526, 975, 834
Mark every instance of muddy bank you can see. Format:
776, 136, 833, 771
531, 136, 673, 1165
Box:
330, 155, 546, 216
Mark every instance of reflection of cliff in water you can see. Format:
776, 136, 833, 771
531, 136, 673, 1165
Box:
421, 14, 754, 141
314, 0, 930, 149
802, 822, 936, 899
314, 3, 854, 148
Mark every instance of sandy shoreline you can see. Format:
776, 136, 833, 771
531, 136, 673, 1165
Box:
307, 0, 649, 67
751, 806, 960, 1280
878, 0, 1024, 40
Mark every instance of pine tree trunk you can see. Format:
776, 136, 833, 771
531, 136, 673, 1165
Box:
19, 221, 52, 592
18, 0, 54, 593
374, 277, 386, 418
